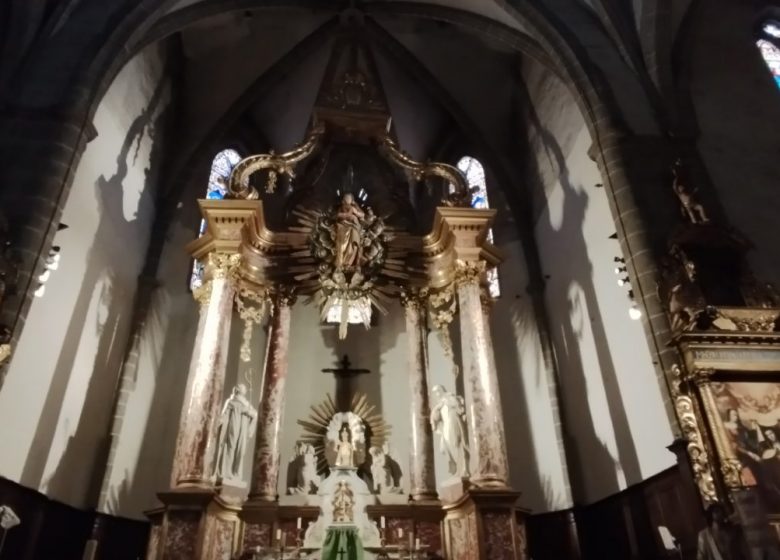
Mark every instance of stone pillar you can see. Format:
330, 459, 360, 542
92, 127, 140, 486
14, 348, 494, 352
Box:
454, 260, 509, 487
171, 253, 238, 487
249, 291, 294, 501
401, 290, 438, 502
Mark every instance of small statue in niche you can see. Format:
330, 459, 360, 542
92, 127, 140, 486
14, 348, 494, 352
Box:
334, 425, 356, 468
368, 444, 403, 494
332, 481, 355, 523
672, 158, 709, 225
430, 385, 470, 478
287, 442, 321, 495
213, 384, 257, 482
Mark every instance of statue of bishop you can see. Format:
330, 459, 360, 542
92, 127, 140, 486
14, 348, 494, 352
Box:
214, 384, 257, 483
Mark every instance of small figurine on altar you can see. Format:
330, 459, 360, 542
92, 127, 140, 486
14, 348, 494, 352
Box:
332, 481, 355, 523
334, 425, 356, 468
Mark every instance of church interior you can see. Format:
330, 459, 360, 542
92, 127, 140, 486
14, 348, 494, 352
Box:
1, 1, 780, 559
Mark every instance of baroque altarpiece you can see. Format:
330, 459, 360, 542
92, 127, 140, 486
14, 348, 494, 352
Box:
145, 37, 526, 560
660, 159, 780, 549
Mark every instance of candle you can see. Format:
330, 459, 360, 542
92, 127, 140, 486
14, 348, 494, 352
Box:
398, 528, 404, 539
276, 529, 282, 542
297, 517, 302, 530
415, 538, 421, 549
380, 516, 386, 529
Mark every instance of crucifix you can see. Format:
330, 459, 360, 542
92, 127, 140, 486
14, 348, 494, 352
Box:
336, 545, 347, 560
322, 354, 370, 412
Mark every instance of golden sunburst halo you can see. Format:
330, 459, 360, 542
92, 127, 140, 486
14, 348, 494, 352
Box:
297, 392, 391, 474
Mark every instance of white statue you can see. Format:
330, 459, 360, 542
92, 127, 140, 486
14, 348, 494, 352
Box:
213, 384, 257, 482
300, 444, 321, 493
334, 425, 355, 468
288, 442, 321, 495
369, 446, 388, 493
430, 385, 470, 478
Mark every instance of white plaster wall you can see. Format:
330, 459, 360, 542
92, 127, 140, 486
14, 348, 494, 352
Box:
0, 44, 169, 509
533, 124, 674, 504
491, 240, 573, 512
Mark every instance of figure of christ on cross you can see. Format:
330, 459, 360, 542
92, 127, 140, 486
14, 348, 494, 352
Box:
321, 354, 371, 412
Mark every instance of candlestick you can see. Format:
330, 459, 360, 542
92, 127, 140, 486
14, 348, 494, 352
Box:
408, 533, 413, 552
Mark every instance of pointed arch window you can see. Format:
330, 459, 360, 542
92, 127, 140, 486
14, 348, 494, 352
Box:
189, 149, 242, 291
455, 156, 500, 298
758, 22, 780, 90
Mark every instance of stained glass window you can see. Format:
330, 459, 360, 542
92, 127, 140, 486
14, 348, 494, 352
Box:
456, 156, 500, 298
190, 149, 242, 291
758, 23, 780, 90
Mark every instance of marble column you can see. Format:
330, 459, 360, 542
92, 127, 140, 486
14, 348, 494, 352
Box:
401, 290, 438, 501
249, 291, 294, 501
171, 253, 239, 487
455, 260, 510, 487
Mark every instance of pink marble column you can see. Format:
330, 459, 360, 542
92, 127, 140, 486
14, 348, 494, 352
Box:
171, 254, 238, 487
455, 261, 510, 487
249, 292, 294, 501
401, 291, 438, 501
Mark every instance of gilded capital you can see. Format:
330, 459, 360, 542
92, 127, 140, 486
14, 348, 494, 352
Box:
453, 260, 486, 288
206, 252, 241, 280
399, 287, 429, 311
273, 285, 297, 308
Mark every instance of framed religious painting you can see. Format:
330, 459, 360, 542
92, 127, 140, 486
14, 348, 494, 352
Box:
701, 378, 780, 514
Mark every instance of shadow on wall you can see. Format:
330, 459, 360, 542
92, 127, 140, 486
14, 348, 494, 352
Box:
522, 101, 641, 503
491, 291, 546, 509
21, 76, 169, 506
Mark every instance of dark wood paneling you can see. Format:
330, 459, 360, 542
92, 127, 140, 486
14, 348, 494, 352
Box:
526, 466, 704, 560
0, 476, 148, 560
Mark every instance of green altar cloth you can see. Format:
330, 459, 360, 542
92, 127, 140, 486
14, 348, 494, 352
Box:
321, 526, 365, 560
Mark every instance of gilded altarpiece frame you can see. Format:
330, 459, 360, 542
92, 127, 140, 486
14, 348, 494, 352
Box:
677, 333, 780, 539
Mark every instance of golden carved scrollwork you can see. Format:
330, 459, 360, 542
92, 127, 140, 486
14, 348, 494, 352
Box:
721, 458, 743, 489
228, 120, 325, 198
379, 135, 471, 207
399, 287, 429, 312
697, 380, 747, 490
428, 285, 459, 378
453, 260, 486, 288
670, 364, 719, 504
235, 287, 270, 363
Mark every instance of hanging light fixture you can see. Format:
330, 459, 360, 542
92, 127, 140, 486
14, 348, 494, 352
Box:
627, 290, 642, 320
